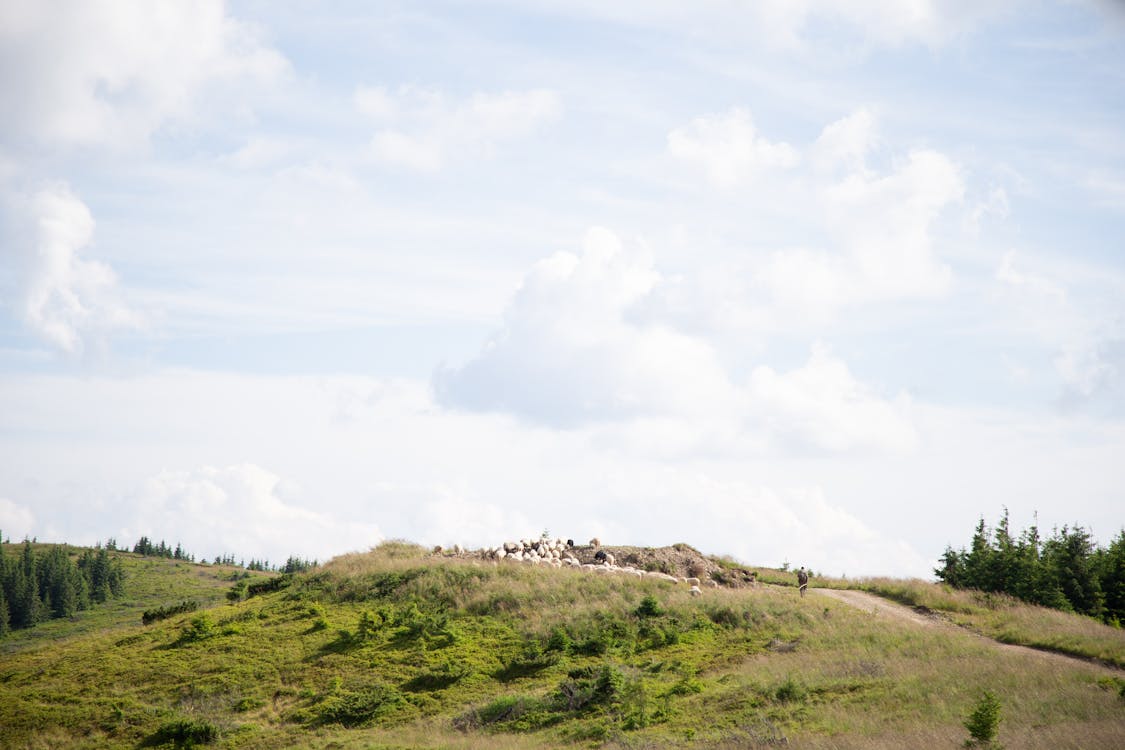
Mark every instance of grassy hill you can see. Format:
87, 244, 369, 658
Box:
1, 541, 1122, 749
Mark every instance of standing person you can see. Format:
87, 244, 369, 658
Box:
797, 566, 809, 597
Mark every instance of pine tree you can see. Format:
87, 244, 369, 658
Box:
0, 583, 9, 637
1097, 530, 1125, 624
15, 541, 42, 628
962, 518, 994, 591
1044, 525, 1105, 618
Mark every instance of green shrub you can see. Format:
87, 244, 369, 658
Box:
177, 613, 216, 644
707, 605, 743, 629
635, 594, 664, 618
666, 676, 704, 696
245, 574, 291, 598
454, 695, 547, 731
356, 609, 382, 641
226, 580, 246, 602
495, 641, 561, 681
964, 691, 1002, 748
142, 718, 218, 747
402, 660, 470, 691
142, 600, 198, 625
314, 682, 404, 727
546, 626, 572, 652
774, 675, 808, 703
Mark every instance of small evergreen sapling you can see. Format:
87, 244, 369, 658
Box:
964, 690, 1002, 748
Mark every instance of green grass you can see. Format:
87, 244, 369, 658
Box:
1, 542, 1123, 749
841, 577, 1125, 668
0, 544, 264, 656
741, 562, 1125, 668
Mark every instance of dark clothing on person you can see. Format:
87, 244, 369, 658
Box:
797, 568, 809, 597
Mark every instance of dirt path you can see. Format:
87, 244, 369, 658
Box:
811, 587, 1122, 676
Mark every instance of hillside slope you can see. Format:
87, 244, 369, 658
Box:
1, 542, 1122, 749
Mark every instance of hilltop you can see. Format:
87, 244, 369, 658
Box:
1, 540, 1123, 749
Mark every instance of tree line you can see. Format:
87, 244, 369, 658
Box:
0, 535, 124, 637
131, 536, 316, 573
935, 510, 1125, 625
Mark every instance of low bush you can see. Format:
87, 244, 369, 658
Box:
245, 574, 291, 598
141, 600, 198, 625
634, 594, 664, 618
314, 682, 404, 727
141, 718, 218, 747
176, 613, 216, 644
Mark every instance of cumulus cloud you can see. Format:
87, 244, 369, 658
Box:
1, 182, 141, 354
659, 109, 963, 322
809, 107, 877, 173
355, 85, 561, 171
124, 464, 382, 563
667, 108, 799, 187
0, 498, 36, 541
434, 227, 736, 427
747, 344, 917, 454
435, 227, 916, 455
816, 147, 961, 300
0, 0, 288, 149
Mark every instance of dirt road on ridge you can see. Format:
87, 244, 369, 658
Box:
812, 587, 1122, 676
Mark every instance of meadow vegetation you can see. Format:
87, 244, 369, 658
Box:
0, 540, 1121, 749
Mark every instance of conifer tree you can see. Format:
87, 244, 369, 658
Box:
0, 583, 9, 637
1097, 530, 1125, 624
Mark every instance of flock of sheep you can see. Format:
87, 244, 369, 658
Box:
436, 537, 712, 596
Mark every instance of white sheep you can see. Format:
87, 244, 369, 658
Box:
689, 585, 702, 597
589, 537, 601, 548
684, 577, 700, 587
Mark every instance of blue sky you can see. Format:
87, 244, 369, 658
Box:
0, 0, 1122, 576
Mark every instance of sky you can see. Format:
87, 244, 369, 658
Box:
0, 1, 1123, 577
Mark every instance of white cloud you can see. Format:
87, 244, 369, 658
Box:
1054, 344, 1118, 398
659, 109, 963, 322
821, 148, 961, 299
3, 368, 1123, 579
356, 85, 561, 171
0, 0, 288, 149
757, 144, 962, 314
993, 250, 1123, 399
592, 470, 932, 576
819, 0, 1013, 48
0, 498, 36, 541
435, 227, 916, 455
219, 136, 298, 170
1, 182, 141, 354
747, 343, 917, 454
667, 108, 799, 187
124, 464, 382, 563
809, 107, 878, 173
506, 0, 1012, 50
996, 250, 1065, 301
434, 227, 737, 426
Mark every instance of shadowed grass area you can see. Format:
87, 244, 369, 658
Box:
0, 541, 1122, 749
